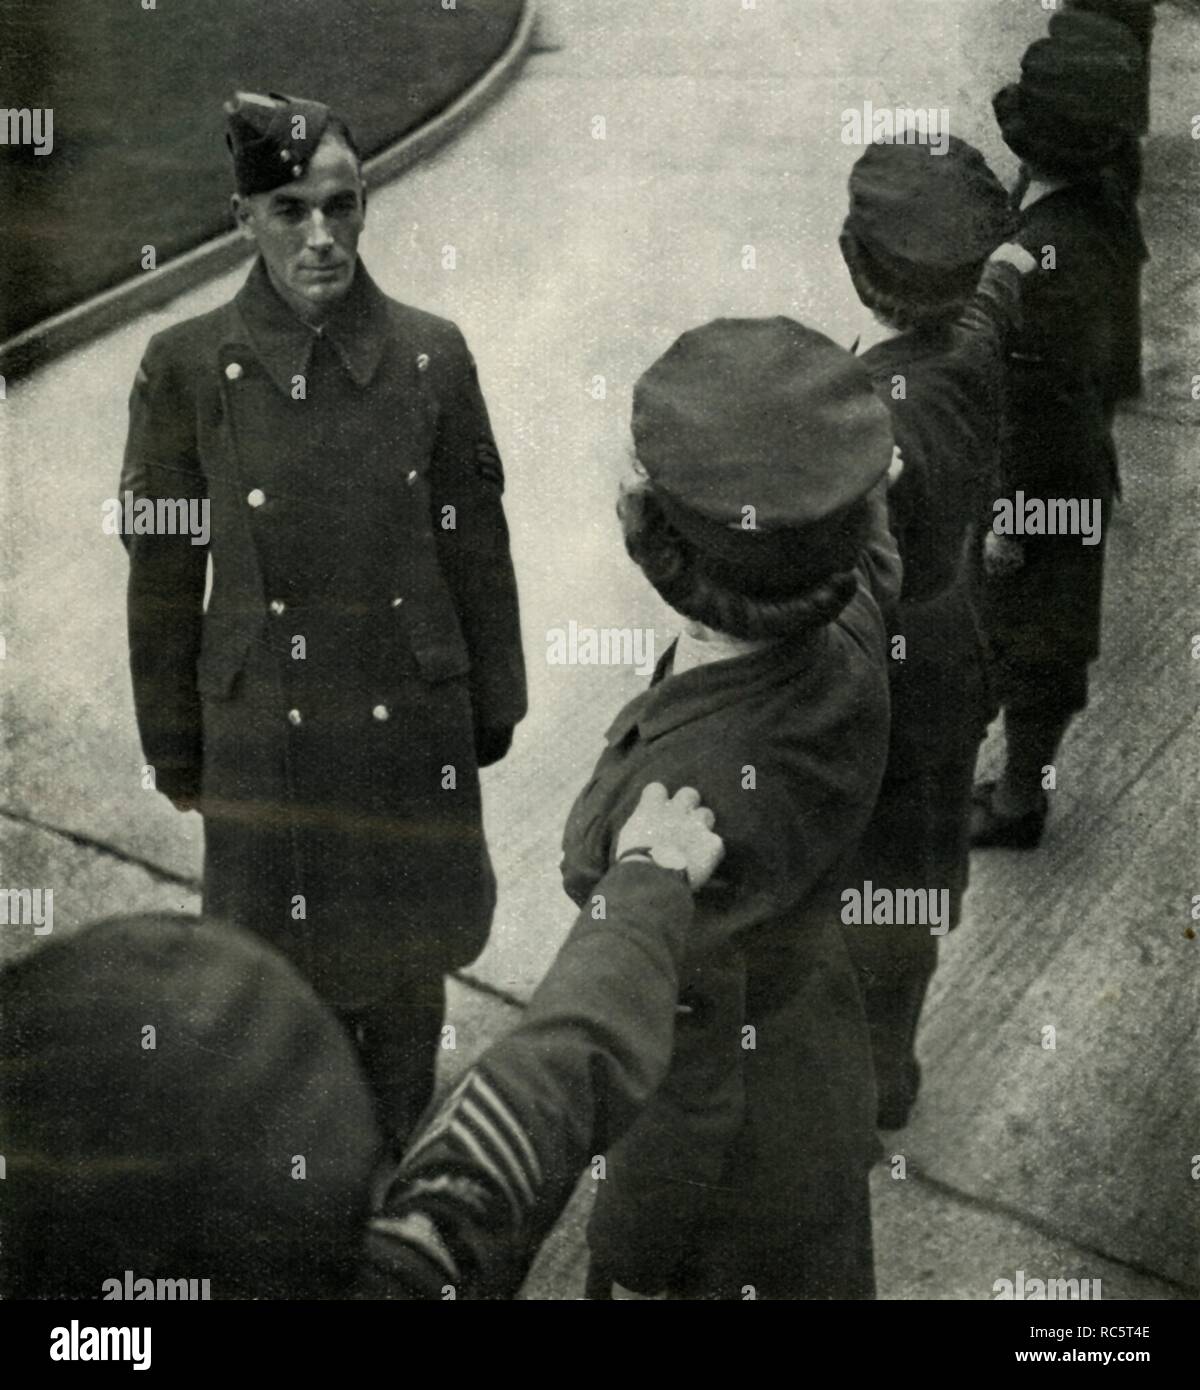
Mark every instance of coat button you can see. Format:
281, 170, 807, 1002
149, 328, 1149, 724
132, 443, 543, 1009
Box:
287, 708, 302, 726
416, 352, 430, 372
225, 362, 243, 381
268, 599, 286, 616
372, 704, 389, 722
406, 470, 418, 485
292, 165, 303, 178
279, 148, 291, 161
247, 488, 266, 508
391, 596, 404, 608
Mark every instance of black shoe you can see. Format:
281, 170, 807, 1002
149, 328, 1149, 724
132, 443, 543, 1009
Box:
969, 780, 1047, 850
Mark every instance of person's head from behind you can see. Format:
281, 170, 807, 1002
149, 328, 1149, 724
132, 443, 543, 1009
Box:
839, 135, 1014, 335
618, 317, 893, 642
993, 10, 1143, 188
226, 91, 366, 324
0, 914, 381, 1300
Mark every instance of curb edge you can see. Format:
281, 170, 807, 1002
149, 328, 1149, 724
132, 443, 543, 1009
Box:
0, 0, 539, 381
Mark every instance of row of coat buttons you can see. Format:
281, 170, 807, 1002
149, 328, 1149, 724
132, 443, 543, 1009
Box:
247, 478, 420, 509
275, 589, 403, 727
266, 597, 404, 615
226, 354, 430, 382
287, 705, 392, 725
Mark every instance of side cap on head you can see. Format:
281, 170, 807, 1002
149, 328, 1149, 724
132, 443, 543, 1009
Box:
225, 90, 335, 196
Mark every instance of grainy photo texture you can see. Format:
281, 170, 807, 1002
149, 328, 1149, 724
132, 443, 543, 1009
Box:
0, 0, 1196, 1345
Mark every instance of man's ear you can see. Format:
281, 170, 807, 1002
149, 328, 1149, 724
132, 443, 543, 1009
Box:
231, 193, 257, 243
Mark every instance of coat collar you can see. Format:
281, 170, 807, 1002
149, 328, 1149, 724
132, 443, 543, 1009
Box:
603, 627, 825, 746
231, 256, 391, 394
859, 328, 945, 382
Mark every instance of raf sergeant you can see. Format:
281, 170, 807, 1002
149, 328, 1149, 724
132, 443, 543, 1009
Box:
0, 784, 723, 1301
119, 92, 526, 1138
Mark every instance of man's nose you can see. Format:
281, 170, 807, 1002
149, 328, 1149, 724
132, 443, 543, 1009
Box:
306, 211, 335, 252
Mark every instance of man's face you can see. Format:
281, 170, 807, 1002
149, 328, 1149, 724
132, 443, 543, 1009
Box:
232, 134, 366, 322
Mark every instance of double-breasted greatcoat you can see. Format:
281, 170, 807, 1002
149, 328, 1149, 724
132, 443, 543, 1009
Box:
121, 258, 526, 1011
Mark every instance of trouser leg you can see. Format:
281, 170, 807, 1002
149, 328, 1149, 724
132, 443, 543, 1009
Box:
334, 974, 446, 1146
860, 939, 936, 1125
995, 705, 1074, 816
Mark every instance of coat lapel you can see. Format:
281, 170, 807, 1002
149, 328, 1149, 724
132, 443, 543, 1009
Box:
229, 256, 393, 395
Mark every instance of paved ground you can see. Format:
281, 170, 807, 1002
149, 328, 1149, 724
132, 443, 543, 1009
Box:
2, 0, 1196, 1299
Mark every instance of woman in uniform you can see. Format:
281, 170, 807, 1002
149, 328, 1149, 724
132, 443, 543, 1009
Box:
836, 135, 1034, 1127
560, 317, 901, 1300
972, 14, 1148, 847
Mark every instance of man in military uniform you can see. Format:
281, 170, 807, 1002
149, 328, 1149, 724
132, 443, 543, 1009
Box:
120, 92, 526, 1138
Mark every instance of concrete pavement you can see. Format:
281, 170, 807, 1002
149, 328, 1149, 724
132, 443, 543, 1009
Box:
2, 0, 1196, 1299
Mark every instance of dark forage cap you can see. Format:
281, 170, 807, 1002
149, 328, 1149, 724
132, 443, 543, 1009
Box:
843, 136, 1014, 305
994, 11, 1143, 171
1052, 5, 1152, 132
632, 318, 892, 598
1063, 0, 1157, 55
0, 914, 381, 1299
225, 89, 335, 196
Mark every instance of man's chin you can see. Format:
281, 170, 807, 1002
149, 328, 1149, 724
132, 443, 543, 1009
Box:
293, 277, 352, 314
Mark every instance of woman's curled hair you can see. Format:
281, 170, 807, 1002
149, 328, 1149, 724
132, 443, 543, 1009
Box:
839, 228, 975, 335
617, 480, 863, 642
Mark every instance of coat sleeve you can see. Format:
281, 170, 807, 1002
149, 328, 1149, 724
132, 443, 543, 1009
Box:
1000, 215, 1116, 499
886, 260, 1020, 599
855, 476, 903, 618
361, 860, 693, 1299
428, 327, 527, 759
121, 334, 208, 800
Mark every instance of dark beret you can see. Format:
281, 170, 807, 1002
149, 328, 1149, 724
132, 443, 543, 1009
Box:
1063, 0, 1156, 54
995, 11, 1144, 172
631, 318, 892, 597
1053, 5, 1152, 132
843, 136, 1015, 306
0, 914, 381, 1298
225, 90, 339, 196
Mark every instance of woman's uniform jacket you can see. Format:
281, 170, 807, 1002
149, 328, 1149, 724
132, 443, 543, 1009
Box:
556, 491, 901, 1299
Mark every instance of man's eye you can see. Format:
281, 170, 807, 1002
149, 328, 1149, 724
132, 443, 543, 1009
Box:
327, 199, 358, 217
276, 205, 306, 222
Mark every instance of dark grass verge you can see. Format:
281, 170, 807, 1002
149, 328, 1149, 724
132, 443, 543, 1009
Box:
0, 0, 523, 342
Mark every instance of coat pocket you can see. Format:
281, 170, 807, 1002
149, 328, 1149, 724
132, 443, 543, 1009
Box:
402, 574, 473, 685
410, 637, 472, 685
